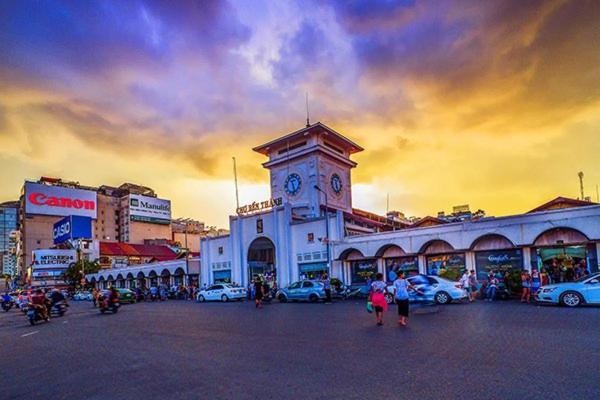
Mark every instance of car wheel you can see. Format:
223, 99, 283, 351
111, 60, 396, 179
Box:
221, 294, 229, 302
308, 294, 319, 303
278, 294, 288, 303
560, 291, 583, 307
435, 291, 451, 305
198, 295, 205, 303
385, 293, 394, 305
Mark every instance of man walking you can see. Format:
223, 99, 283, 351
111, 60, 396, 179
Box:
321, 273, 332, 304
459, 270, 471, 302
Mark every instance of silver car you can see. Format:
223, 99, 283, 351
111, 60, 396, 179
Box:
386, 274, 468, 304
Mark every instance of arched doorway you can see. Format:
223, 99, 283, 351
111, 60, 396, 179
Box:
421, 240, 465, 281
148, 270, 158, 287
247, 237, 276, 285
136, 271, 146, 289
174, 267, 185, 286
532, 227, 596, 282
126, 273, 135, 289
160, 269, 171, 286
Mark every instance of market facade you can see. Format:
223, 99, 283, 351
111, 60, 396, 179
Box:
201, 123, 600, 290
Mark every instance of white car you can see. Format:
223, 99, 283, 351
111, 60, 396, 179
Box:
73, 291, 93, 301
385, 274, 468, 304
197, 284, 246, 302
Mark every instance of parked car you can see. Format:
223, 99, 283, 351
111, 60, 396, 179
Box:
535, 272, 600, 307
197, 284, 246, 302
116, 288, 136, 304
276, 280, 326, 303
73, 291, 93, 301
385, 274, 468, 305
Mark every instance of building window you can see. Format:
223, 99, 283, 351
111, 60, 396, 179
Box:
307, 233, 314, 242
256, 219, 263, 234
218, 246, 223, 255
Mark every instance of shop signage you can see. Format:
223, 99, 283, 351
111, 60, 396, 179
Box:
53, 215, 92, 245
236, 197, 283, 215
129, 194, 171, 225
32, 249, 77, 270
25, 182, 97, 218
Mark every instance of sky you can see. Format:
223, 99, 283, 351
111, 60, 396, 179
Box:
0, 0, 599, 227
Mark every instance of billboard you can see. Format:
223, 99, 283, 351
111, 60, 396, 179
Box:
25, 182, 97, 218
129, 194, 171, 225
32, 249, 77, 270
53, 215, 93, 245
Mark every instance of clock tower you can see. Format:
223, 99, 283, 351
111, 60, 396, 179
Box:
253, 122, 363, 218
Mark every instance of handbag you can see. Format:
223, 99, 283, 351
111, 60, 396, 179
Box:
366, 301, 373, 313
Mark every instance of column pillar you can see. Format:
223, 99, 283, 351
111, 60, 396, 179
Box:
465, 251, 476, 273
418, 255, 427, 275
522, 247, 532, 272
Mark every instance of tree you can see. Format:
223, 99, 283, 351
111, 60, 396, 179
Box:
62, 260, 101, 289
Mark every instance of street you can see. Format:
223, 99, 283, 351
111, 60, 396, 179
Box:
1, 300, 598, 400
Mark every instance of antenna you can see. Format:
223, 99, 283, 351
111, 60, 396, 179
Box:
578, 171, 584, 200
232, 157, 240, 212
305, 92, 310, 127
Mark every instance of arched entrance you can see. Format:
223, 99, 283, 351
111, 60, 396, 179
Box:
126, 273, 135, 289
137, 271, 146, 289
174, 267, 185, 286
247, 237, 276, 285
160, 269, 171, 286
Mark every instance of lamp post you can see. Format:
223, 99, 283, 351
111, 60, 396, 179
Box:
314, 185, 330, 275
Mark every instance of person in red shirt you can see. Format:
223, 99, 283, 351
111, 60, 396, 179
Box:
30, 289, 50, 320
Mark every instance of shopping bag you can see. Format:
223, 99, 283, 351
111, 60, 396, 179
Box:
366, 301, 373, 313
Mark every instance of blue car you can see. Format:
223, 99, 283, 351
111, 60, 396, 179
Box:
536, 272, 600, 307
276, 280, 325, 303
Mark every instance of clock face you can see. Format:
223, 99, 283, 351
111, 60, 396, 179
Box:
331, 173, 342, 195
284, 173, 302, 196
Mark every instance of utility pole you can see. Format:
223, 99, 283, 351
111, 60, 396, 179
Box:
578, 171, 584, 200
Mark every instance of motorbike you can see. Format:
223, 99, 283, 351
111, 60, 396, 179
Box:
99, 295, 120, 314
332, 285, 363, 300
26, 304, 49, 325
50, 301, 69, 317
1, 299, 14, 312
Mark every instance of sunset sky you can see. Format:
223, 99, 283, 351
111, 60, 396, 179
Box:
1, 0, 599, 227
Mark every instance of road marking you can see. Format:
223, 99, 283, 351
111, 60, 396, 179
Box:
63, 320, 68, 324
21, 331, 39, 337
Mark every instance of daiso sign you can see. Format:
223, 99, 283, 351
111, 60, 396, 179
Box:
25, 182, 97, 218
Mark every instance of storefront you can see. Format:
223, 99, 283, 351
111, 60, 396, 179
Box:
213, 262, 232, 284
384, 256, 418, 282
299, 262, 328, 280
350, 259, 378, 284
532, 227, 599, 283
426, 253, 466, 281
475, 249, 523, 291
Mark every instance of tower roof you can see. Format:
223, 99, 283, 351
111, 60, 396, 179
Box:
252, 122, 364, 156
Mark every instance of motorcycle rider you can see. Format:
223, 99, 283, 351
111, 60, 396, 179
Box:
49, 288, 67, 308
29, 288, 50, 321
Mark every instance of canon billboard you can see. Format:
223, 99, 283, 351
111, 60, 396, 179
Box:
129, 194, 171, 225
24, 182, 97, 218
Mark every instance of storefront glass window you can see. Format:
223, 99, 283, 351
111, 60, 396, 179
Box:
299, 262, 328, 280
213, 270, 231, 283
350, 259, 378, 284
426, 253, 466, 281
385, 257, 419, 282
534, 244, 596, 283
475, 249, 523, 291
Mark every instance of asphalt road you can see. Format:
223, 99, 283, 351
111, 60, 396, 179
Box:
1, 299, 598, 400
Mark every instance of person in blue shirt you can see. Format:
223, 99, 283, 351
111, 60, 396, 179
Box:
392, 272, 423, 326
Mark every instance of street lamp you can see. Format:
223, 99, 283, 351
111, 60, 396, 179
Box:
314, 185, 330, 275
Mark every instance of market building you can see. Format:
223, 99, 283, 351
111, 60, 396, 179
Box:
200, 123, 600, 289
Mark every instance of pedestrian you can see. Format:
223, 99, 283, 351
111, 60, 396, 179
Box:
369, 272, 388, 326
520, 270, 531, 302
254, 276, 264, 309
392, 271, 422, 326
321, 273, 332, 304
459, 270, 471, 302
92, 287, 98, 307
486, 272, 498, 301
530, 268, 541, 297
468, 270, 478, 301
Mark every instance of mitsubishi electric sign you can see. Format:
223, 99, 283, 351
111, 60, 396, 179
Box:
24, 182, 97, 218
128, 194, 171, 225
32, 249, 77, 270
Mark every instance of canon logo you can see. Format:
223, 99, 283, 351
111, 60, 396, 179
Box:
28, 192, 96, 210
